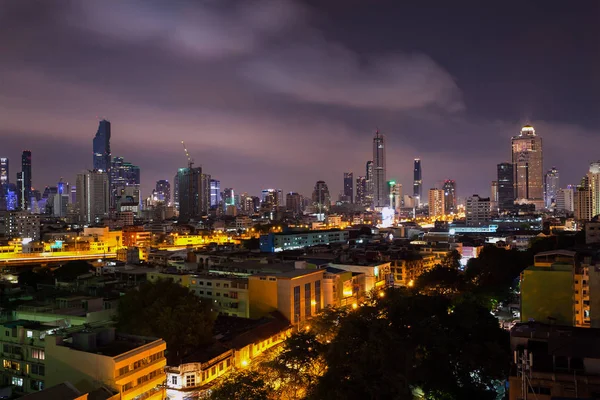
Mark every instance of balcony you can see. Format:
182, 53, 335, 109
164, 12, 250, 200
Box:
115, 357, 166, 385
122, 371, 166, 400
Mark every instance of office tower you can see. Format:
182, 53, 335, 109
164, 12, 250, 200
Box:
155, 180, 171, 205
286, 192, 303, 216
110, 156, 140, 206
343, 172, 354, 203
355, 176, 367, 206
53, 178, 69, 218
93, 119, 111, 173
442, 179, 457, 214
428, 188, 445, 217
497, 162, 514, 212
261, 189, 283, 210
0, 158, 7, 186
575, 176, 593, 221
466, 195, 491, 226
512, 125, 543, 208
210, 179, 221, 207
544, 167, 559, 209
76, 170, 109, 225
413, 159, 422, 207
372, 130, 386, 210
16, 150, 32, 211
70, 185, 77, 204
556, 187, 575, 212
388, 181, 402, 211
176, 167, 210, 221
491, 181, 499, 213
312, 180, 331, 215
223, 188, 235, 207
587, 162, 600, 217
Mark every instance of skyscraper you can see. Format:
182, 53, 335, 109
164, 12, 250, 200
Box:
466, 195, 491, 226
343, 172, 354, 203
111, 156, 140, 206
365, 161, 374, 207
210, 179, 221, 207
428, 188, 445, 217
18, 151, 32, 211
544, 167, 559, 209
388, 181, 402, 211
176, 167, 210, 221
575, 176, 593, 221
413, 159, 422, 206
355, 176, 367, 207
223, 188, 235, 207
0, 158, 8, 186
286, 192, 303, 216
312, 180, 331, 216
442, 179, 457, 214
93, 120, 111, 173
587, 162, 600, 217
497, 162, 514, 212
76, 170, 109, 224
173, 173, 179, 210
155, 180, 171, 205
491, 181, 499, 213
372, 130, 386, 210
512, 125, 543, 208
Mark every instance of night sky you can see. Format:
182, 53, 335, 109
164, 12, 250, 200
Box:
1, 1, 599, 202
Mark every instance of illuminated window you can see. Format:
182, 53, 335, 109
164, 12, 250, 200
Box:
31, 349, 44, 360
26, 331, 33, 339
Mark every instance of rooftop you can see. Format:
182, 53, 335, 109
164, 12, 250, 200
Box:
251, 268, 323, 279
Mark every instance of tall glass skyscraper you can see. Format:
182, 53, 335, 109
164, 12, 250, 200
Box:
497, 162, 514, 211
413, 158, 422, 205
442, 179, 457, 214
210, 179, 221, 207
156, 180, 171, 205
512, 125, 543, 208
18, 151, 32, 210
372, 130, 386, 210
93, 120, 111, 173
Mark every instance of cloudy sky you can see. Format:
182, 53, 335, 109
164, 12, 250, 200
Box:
1, 1, 599, 201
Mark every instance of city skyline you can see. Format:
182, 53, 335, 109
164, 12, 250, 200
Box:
1, 2, 600, 200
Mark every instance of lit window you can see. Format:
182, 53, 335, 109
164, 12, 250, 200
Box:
26, 331, 33, 339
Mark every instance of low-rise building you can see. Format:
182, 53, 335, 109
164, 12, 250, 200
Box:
327, 262, 391, 292
45, 328, 167, 400
189, 275, 250, 318
259, 229, 349, 252
322, 267, 363, 308
249, 269, 324, 324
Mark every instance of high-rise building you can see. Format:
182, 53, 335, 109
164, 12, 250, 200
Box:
286, 192, 303, 216
223, 188, 235, 207
365, 161, 374, 207
512, 125, 543, 208
372, 130, 386, 210
466, 195, 491, 226
388, 181, 402, 211
575, 176, 594, 221
413, 159, 422, 207
17, 151, 32, 211
491, 181, 499, 213
428, 188, 445, 217
0, 158, 8, 186
312, 180, 331, 216
442, 179, 457, 214
497, 162, 514, 212
556, 187, 575, 213
355, 176, 367, 207
210, 179, 221, 207
155, 180, 171, 205
76, 170, 110, 225
343, 172, 354, 203
544, 167, 559, 209
110, 156, 140, 206
173, 173, 180, 210
261, 189, 283, 210
93, 119, 111, 173
176, 167, 210, 221
587, 162, 600, 217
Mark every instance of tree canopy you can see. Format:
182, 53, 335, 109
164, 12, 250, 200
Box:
116, 279, 216, 363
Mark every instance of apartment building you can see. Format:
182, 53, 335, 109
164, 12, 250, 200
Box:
189, 275, 250, 318
45, 327, 166, 400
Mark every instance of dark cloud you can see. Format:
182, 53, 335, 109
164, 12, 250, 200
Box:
0, 1, 597, 201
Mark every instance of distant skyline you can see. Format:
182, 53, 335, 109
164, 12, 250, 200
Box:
1, 1, 599, 201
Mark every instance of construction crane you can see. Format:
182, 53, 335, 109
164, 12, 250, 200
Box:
181, 141, 194, 169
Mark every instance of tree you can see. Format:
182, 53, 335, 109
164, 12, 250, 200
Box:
440, 249, 462, 270
310, 289, 509, 400
415, 264, 466, 295
116, 280, 216, 363
54, 260, 93, 281
210, 371, 271, 400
